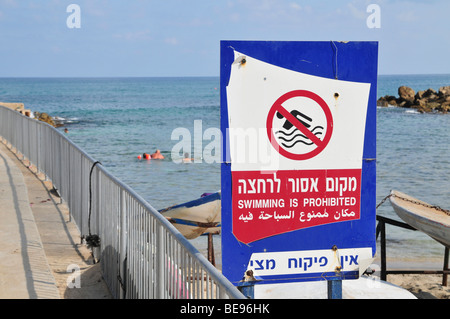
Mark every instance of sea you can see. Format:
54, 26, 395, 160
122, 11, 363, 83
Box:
1, 74, 449, 268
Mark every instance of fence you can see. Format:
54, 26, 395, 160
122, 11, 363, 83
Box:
0, 105, 244, 299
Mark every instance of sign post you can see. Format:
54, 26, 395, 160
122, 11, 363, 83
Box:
220, 41, 378, 298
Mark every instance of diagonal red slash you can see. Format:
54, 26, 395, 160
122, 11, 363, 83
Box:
266, 90, 333, 161
275, 104, 323, 147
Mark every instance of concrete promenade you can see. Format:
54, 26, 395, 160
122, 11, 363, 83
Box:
0, 141, 111, 299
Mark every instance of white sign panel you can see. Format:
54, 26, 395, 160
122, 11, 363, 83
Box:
226, 51, 371, 172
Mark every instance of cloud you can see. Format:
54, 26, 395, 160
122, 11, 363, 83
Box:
396, 10, 416, 22
164, 37, 178, 45
289, 2, 302, 11
0, 0, 18, 7
229, 12, 240, 22
113, 30, 152, 41
346, 1, 367, 20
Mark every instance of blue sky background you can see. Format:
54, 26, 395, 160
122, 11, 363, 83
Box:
0, 0, 449, 77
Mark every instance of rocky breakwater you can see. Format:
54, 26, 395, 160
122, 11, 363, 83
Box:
377, 86, 450, 113
33, 112, 57, 127
0, 102, 60, 127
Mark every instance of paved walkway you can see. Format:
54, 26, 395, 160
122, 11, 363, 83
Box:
0, 141, 111, 299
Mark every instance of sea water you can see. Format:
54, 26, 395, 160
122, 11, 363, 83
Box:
1, 75, 449, 266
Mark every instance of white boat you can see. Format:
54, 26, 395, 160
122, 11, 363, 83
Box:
159, 192, 221, 240
254, 275, 416, 299
389, 190, 450, 247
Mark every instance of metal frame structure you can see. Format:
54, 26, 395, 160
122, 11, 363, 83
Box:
0, 105, 244, 299
376, 215, 449, 287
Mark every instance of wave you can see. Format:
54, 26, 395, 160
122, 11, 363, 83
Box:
283, 139, 314, 147
53, 116, 81, 125
277, 132, 324, 143
276, 125, 324, 149
276, 126, 324, 136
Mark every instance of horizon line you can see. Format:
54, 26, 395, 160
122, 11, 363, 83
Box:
1, 73, 450, 79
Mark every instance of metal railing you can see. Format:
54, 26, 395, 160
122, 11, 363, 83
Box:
0, 105, 244, 299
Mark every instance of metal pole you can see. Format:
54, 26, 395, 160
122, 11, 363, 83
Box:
327, 279, 342, 299
380, 220, 387, 281
239, 282, 254, 299
237, 270, 256, 299
443, 246, 449, 287
207, 233, 215, 266
327, 245, 343, 299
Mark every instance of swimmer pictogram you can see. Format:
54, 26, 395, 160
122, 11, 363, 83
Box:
275, 110, 324, 148
267, 90, 333, 160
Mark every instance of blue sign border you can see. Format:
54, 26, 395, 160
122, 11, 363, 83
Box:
220, 41, 378, 285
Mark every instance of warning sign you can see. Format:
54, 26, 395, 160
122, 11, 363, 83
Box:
267, 90, 333, 160
221, 41, 378, 285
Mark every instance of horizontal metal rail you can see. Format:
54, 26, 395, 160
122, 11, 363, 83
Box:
0, 105, 244, 299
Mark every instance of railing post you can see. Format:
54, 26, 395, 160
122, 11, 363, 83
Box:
119, 189, 127, 299
157, 224, 165, 298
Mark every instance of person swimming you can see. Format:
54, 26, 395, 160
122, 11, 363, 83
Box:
182, 152, 194, 163
150, 149, 164, 159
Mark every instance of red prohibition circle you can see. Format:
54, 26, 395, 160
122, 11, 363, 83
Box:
266, 90, 333, 160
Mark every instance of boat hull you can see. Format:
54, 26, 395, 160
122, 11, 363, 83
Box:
389, 190, 450, 247
159, 192, 221, 239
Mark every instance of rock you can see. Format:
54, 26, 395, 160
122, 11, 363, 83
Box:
398, 86, 415, 102
377, 97, 388, 107
385, 95, 397, 101
35, 112, 56, 127
423, 88, 437, 98
439, 86, 450, 96
388, 98, 398, 106
417, 105, 432, 113
438, 101, 450, 113
415, 91, 425, 100
377, 95, 399, 106
399, 100, 414, 108
415, 98, 427, 107
427, 102, 441, 110
379, 85, 450, 113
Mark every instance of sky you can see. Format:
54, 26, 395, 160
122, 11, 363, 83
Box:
0, 0, 449, 77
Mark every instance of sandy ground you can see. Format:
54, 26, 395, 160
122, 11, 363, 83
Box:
2, 141, 449, 299
388, 274, 449, 299
1, 142, 111, 299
